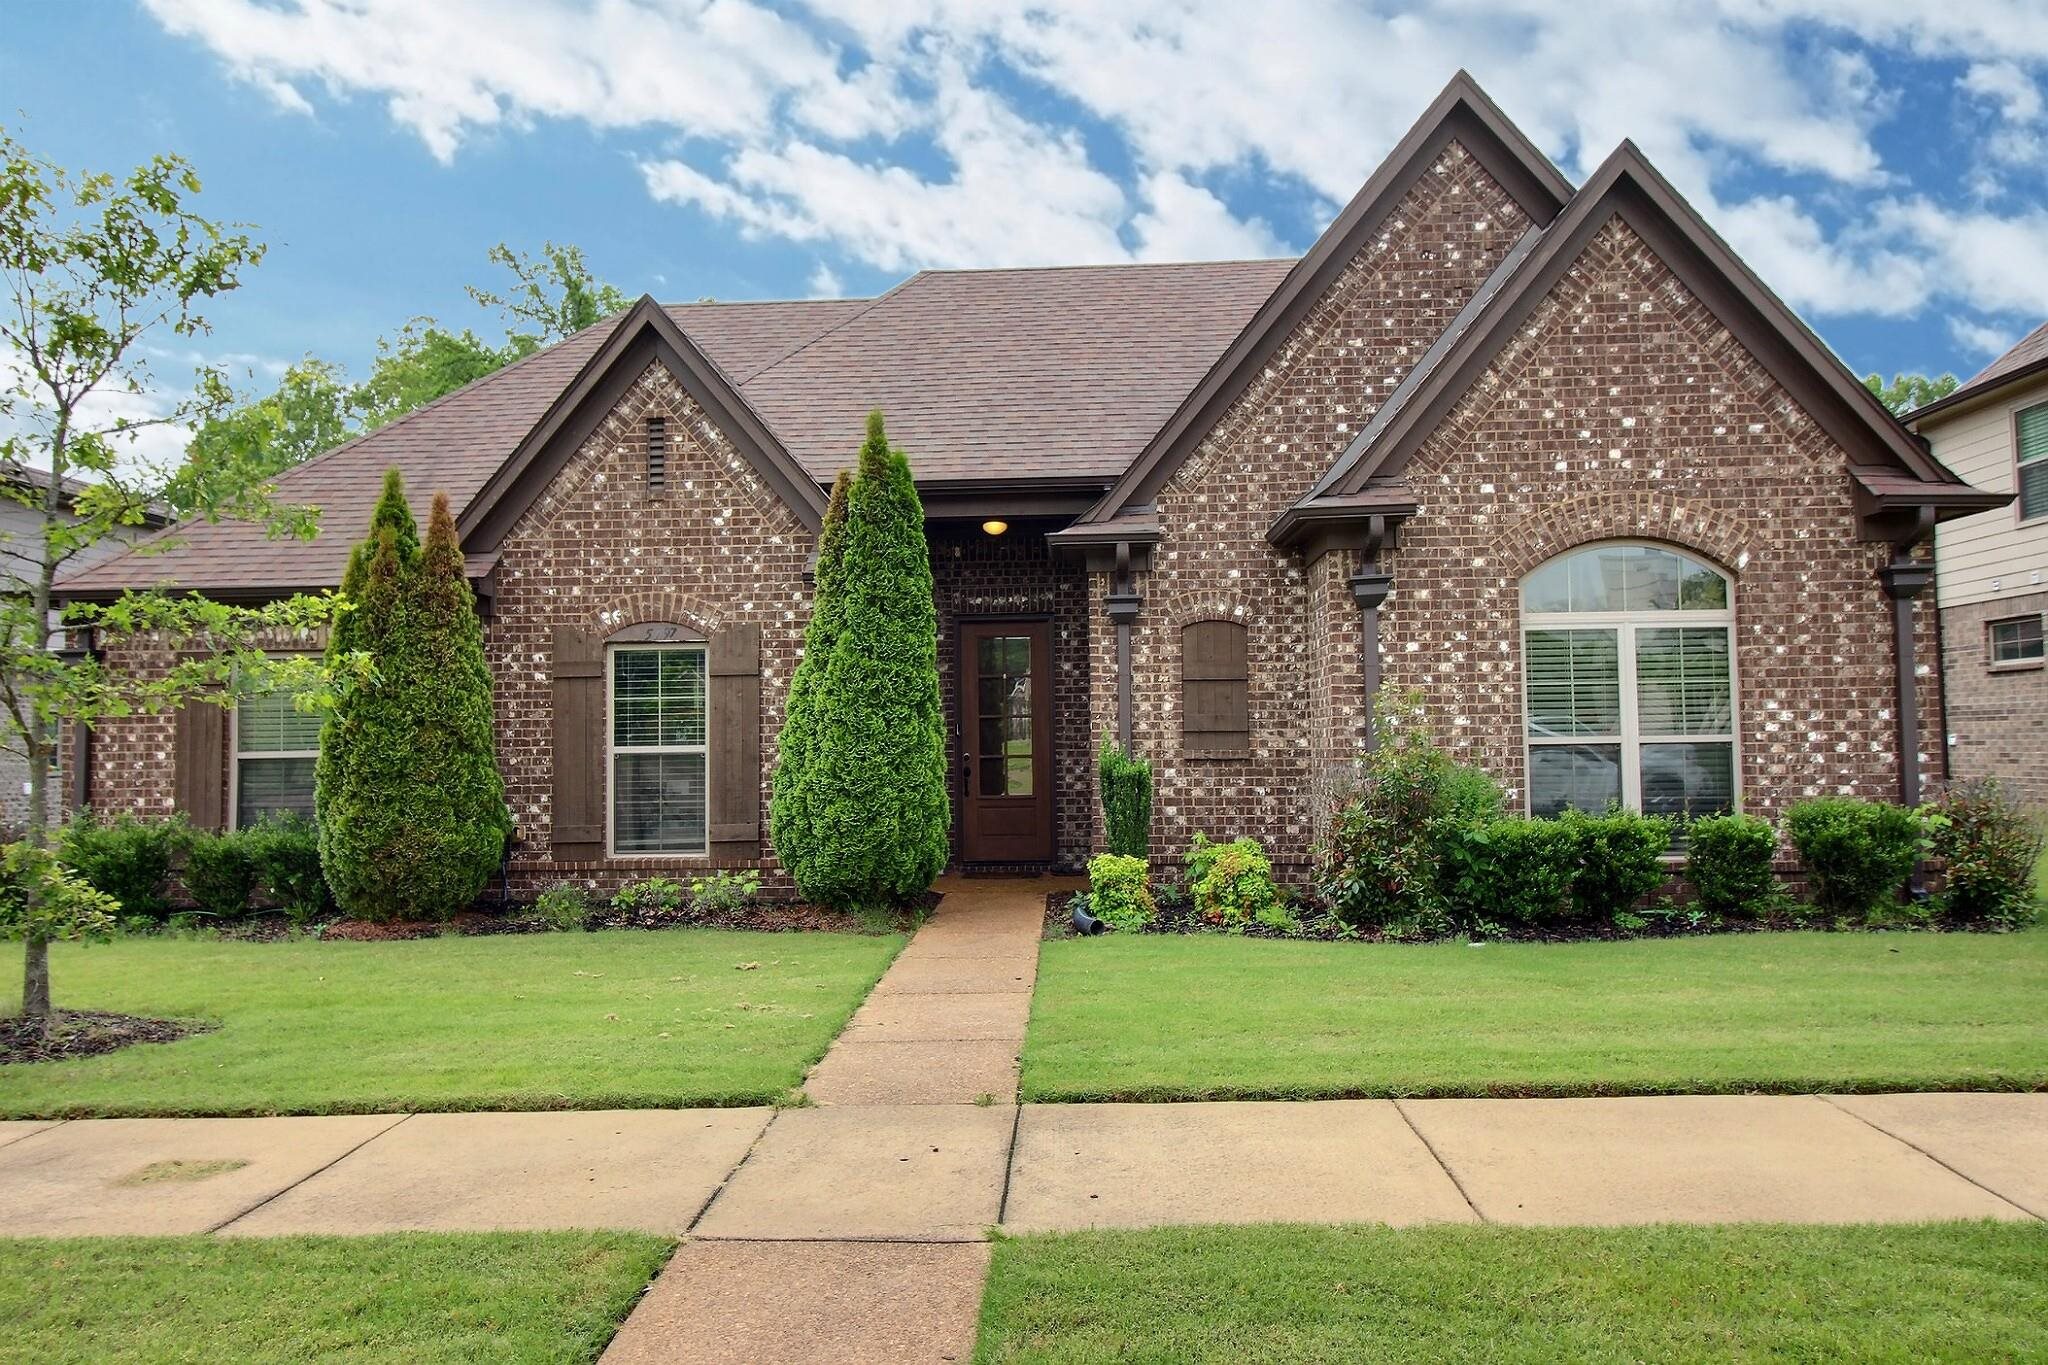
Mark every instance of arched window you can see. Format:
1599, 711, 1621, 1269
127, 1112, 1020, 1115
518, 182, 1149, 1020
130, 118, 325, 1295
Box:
1521, 543, 1736, 820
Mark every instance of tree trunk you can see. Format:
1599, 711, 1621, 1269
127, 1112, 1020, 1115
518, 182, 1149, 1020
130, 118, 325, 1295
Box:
16, 418, 63, 1035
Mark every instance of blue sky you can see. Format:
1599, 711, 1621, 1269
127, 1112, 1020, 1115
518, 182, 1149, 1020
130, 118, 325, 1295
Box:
6, 0, 2047, 452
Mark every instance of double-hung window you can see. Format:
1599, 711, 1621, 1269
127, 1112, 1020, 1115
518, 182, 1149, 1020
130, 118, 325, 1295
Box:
609, 644, 708, 855
1989, 614, 2045, 667
2018, 401, 2047, 523
1522, 543, 1737, 820
233, 670, 320, 827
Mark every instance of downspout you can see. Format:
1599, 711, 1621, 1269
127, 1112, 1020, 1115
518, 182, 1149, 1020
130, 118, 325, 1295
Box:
1106, 541, 1141, 750
54, 626, 99, 815
1347, 516, 1393, 752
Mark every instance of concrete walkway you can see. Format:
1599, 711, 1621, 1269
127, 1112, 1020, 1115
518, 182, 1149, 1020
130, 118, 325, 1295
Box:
3, 877, 2045, 1363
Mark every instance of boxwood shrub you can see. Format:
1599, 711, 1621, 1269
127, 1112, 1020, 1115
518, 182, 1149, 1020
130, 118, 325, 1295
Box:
1559, 808, 1672, 919
184, 829, 260, 919
1683, 813, 1780, 918
1442, 816, 1577, 927
1785, 796, 1924, 918
58, 812, 187, 919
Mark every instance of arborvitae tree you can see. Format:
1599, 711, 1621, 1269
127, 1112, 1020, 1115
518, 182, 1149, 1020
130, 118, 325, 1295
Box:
769, 469, 851, 900
316, 473, 508, 919
808, 412, 950, 907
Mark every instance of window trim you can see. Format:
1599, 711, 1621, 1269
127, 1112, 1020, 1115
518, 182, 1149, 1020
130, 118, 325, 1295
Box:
1987, 612, 2046, 672
2017, 400, 2048, 527
1520, 543, 1741, 820
605, 640, 711, 859
228, 656, 321, 831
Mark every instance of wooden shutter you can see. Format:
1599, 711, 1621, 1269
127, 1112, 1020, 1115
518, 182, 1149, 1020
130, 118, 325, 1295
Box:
1182, 620, 1250, 756
707, 623, 762, 860
172, 700, 227, 831
550, 625, 606, 861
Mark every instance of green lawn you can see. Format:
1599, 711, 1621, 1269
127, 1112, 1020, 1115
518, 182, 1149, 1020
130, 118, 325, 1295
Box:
3, 929, 902, 1117
1023, 930, 2048, 1101
975, 1223, 2048, 1363
0, 1232, 670, 1363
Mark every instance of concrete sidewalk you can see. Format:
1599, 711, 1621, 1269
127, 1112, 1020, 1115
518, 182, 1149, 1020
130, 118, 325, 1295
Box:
5, 877, 2043, 1364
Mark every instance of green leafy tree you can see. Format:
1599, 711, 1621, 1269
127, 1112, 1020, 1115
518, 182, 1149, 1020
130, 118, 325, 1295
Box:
769, 469, 850, 900
161, 357, 350, 520
316, 474, 508, 920
806, 413, 949, 908
467, 241, 631, 358
0, 130, 349, 1029
348, 318, 507, 430
1865, 371, 1959, 416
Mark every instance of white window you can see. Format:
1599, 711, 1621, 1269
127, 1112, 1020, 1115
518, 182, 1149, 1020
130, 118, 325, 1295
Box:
1989, 614, 2045, 667
232, 672, 320, 828
608, 644, 708, 855
1521, 543, 1737, 820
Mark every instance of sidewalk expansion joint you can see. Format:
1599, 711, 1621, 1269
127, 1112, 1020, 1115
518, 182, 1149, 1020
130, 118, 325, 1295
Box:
1393, 1099, 1486, 1224
205, 1110, 414, 1235
685, 1108, 784, 1236
1816, 1094, 2044, 1222
0, 1119, 66, 1152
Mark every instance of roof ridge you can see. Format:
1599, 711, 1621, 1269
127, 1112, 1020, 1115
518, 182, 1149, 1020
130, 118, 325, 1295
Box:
667, 295, 875, 311
732, 270, 929, 386
908, 257, 1298, 277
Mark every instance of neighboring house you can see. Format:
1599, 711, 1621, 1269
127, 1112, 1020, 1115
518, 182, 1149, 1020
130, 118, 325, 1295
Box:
53, 75, 2004, 890
0, 460, 168, 831
1906, 323, 2048, 804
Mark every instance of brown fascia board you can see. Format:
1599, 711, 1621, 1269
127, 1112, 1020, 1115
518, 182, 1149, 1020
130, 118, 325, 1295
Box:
1077, 70, 1574, 526
460, 295, 828, 553
1324, 140, 1964, 502
1905, 354, 2048, 427
1266, 489, 1420, 551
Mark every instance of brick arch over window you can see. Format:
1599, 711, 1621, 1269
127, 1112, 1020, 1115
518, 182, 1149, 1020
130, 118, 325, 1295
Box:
1498, 493, 1759, 581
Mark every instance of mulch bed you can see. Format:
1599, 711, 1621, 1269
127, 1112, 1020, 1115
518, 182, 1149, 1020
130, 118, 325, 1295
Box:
0, 1009, 216, 1065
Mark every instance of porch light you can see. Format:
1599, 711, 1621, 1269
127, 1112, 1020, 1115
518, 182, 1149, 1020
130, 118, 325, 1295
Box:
981, 519, 1009, 537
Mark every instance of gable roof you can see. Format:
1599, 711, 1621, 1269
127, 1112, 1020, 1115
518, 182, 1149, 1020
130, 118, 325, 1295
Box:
1286, 140, 2002, 540
461, 295, 831, 552
56, 262, 1289, 596
1073, 70, 1574, 528
1905, 318, 2048, 426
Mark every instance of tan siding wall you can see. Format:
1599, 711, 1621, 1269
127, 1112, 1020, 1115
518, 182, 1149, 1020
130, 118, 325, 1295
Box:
1926, 375, 2048, 609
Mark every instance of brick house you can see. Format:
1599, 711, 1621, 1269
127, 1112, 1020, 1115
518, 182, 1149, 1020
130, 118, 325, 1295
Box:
55, 75, 2004, 893
1907, 323, 2048, 804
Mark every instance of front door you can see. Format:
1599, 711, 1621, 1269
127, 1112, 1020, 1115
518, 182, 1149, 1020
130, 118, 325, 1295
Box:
960, 621, 1054, 863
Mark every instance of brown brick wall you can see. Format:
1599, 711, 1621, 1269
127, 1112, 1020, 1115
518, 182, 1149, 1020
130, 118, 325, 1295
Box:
1376, 215, 1942, 824
1940, 589, 2048, 805
1094, 141, 1534, 873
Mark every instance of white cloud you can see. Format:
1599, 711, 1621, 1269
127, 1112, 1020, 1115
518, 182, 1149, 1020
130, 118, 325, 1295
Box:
1948, 315, 2018, 358
145, 0, 2048, 350
0, 345, 195, 479
806, 262, 844, 298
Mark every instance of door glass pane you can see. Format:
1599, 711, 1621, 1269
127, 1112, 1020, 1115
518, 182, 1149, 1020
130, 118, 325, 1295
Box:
1640, 742, 1735, 820
1636, 628, 1733, 735
978, 716, 1005, 761
972, 635, 1033, 798
237, 757, 316, 828
1526, 629, 1621, 737
612, 751, 707, 853
1529, 744, 1622, 816
978, 756, 1008, 797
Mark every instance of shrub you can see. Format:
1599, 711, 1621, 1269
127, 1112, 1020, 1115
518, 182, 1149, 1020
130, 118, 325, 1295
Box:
1559, 808, 1672, 919
1313, 690, 1498, 934
805, 413, 951, 908
1186, 834, 1279, 931
0, 842, 119, 945
613, 877, 686, 914
58, 811, 187, 918
242, 815, 329, 920
183, 829, 260, 918
1086, 853, 1155, 931
690, 869, 763, 915
1785, 796, 1925, 919
1925, 780, 2044, 929
318, 475, 511, 922
1097, 737, 1154, 859
1684, 813, 1780, 918
1441, 816, 1577, 927
769, 471, 850, 900
532, 882, 591, 932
